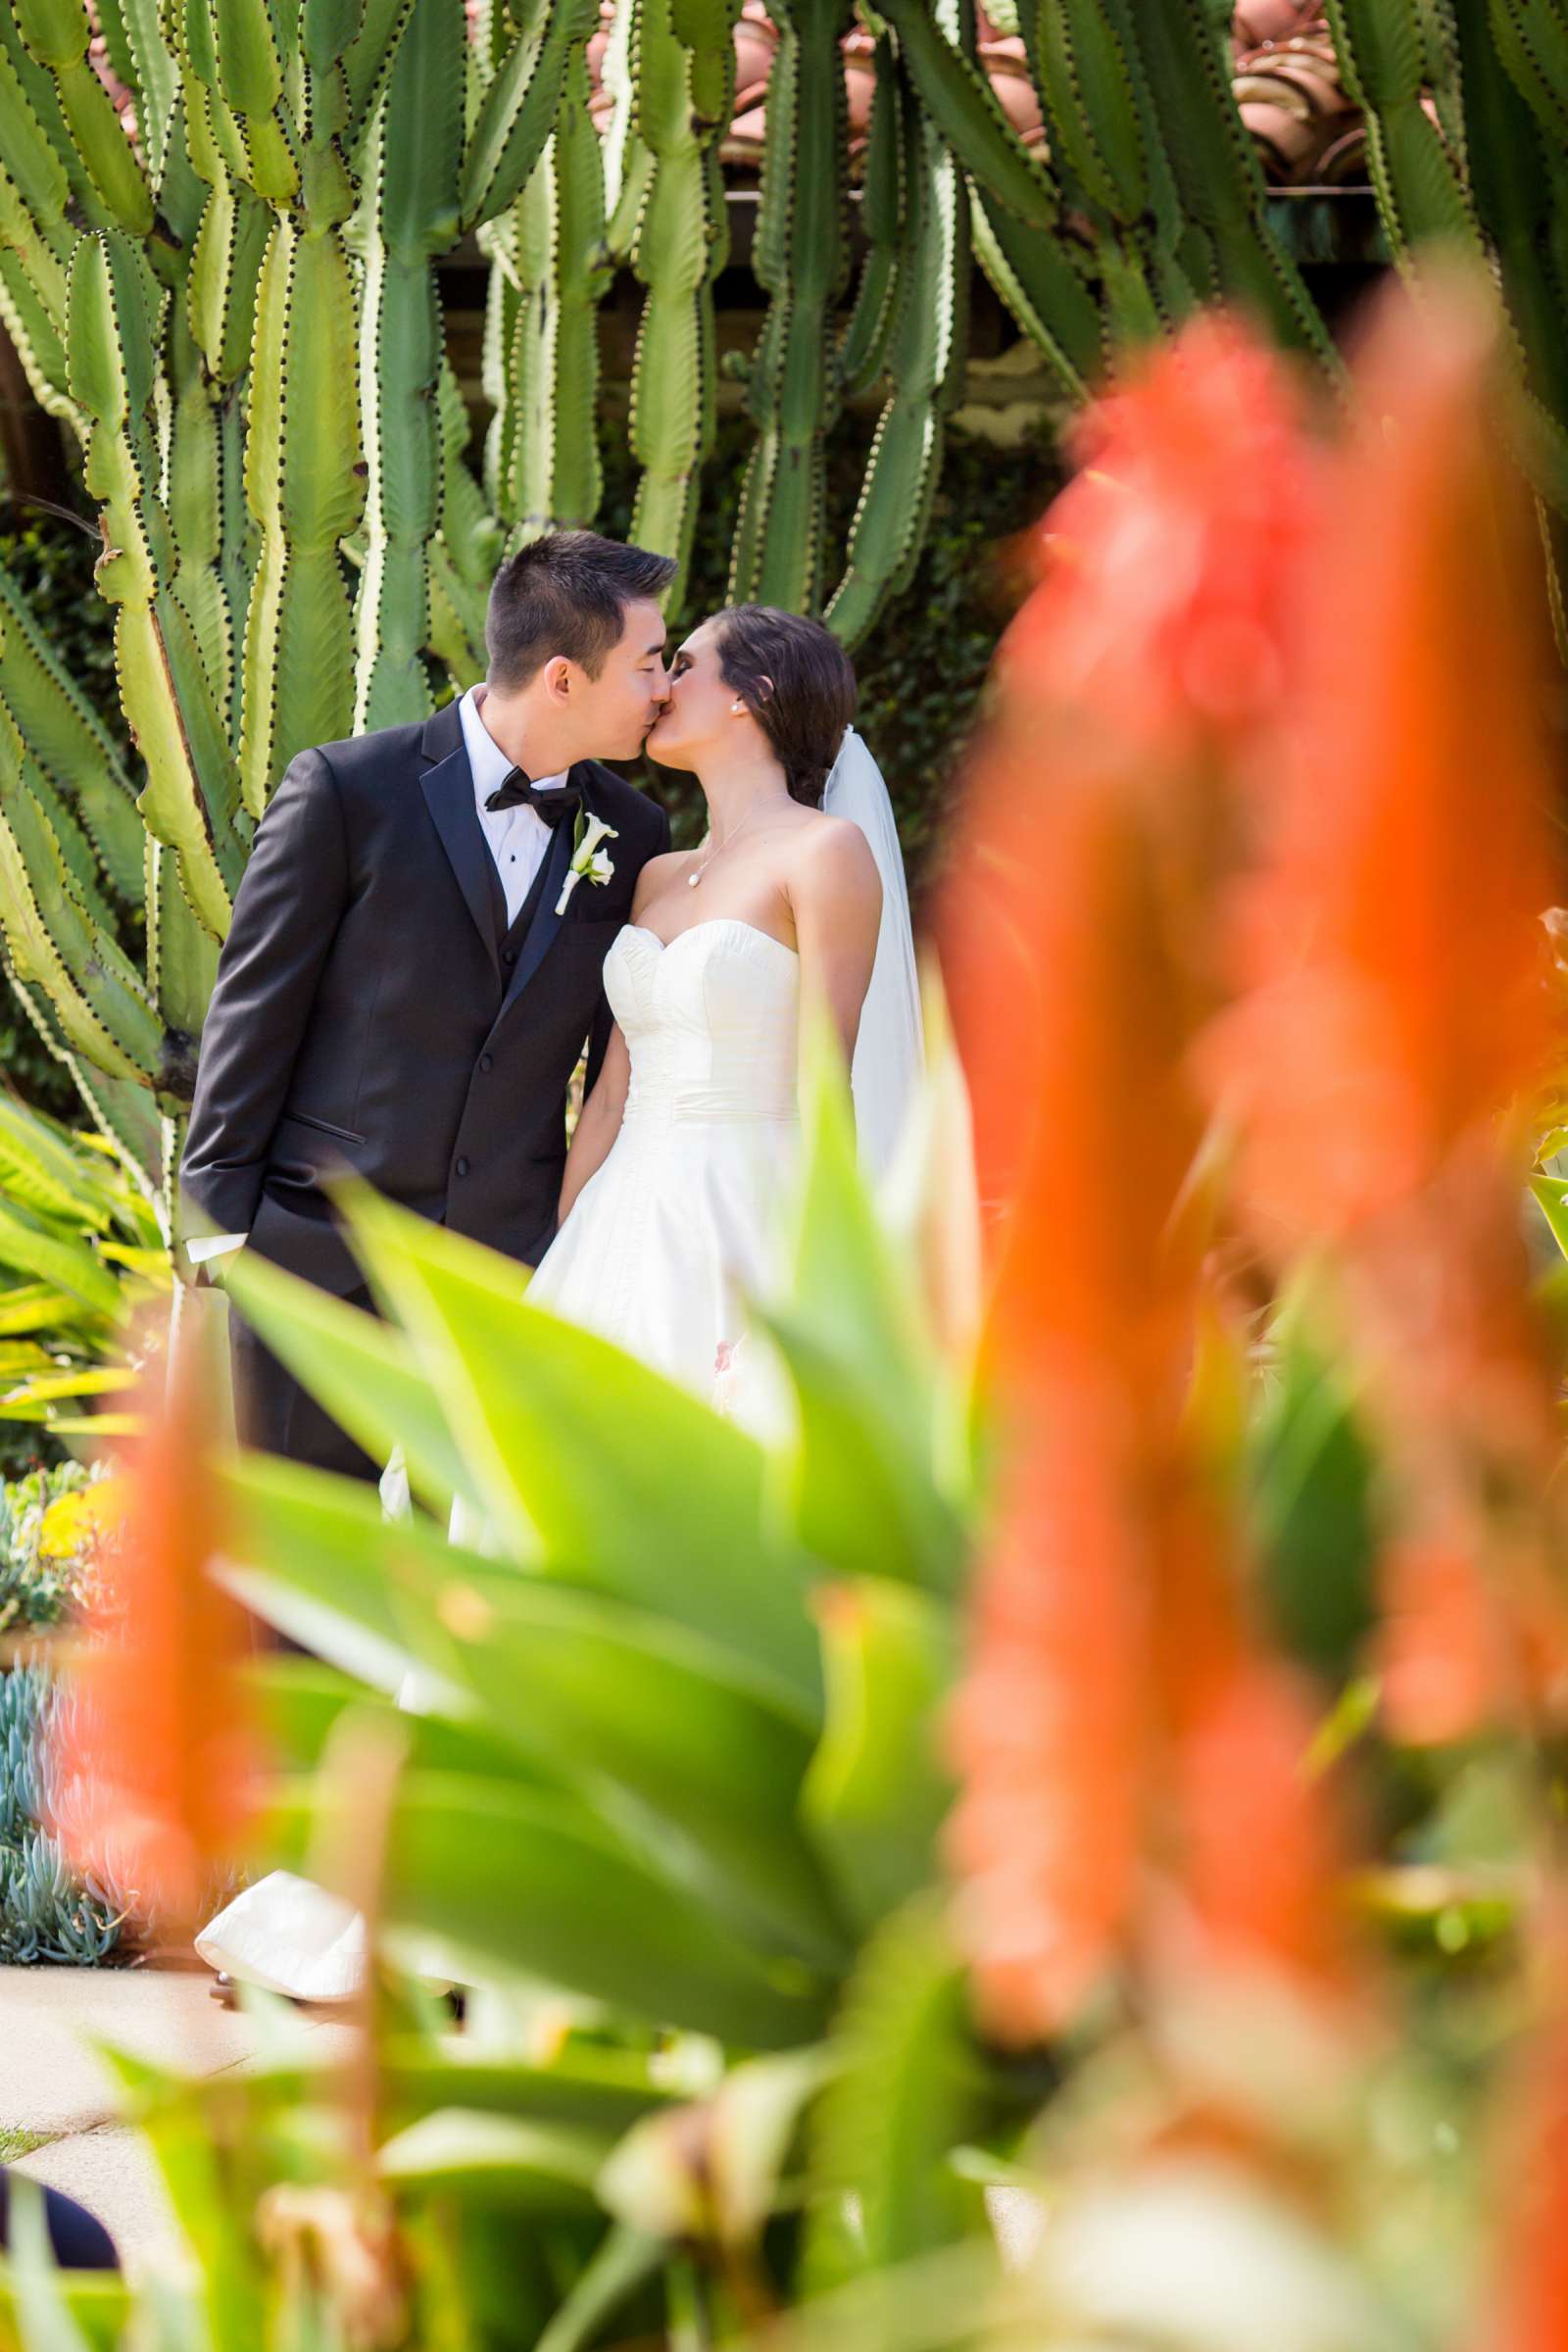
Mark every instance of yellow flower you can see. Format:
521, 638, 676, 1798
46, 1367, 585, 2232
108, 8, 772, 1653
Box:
39, 1478, 131, 1559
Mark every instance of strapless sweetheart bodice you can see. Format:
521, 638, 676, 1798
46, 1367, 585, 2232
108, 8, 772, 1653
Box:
604, 918, 801, 1131
522, 917, 802, 1417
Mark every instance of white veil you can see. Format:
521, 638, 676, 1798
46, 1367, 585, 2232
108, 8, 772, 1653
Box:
822, 726, 924, 1181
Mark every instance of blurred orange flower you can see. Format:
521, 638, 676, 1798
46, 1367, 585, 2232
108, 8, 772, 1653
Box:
1196, 272, 1568, 1744
1024, 312, 1318, 761
943, 314, 1318, 1251
53, 1310, 261, 1934
941, 312, 1348, 2043
947, 1388, 1145, 2039
1203, 273, 1562, 1244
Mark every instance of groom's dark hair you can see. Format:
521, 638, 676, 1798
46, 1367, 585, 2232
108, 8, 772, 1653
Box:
486, 530, 676, 688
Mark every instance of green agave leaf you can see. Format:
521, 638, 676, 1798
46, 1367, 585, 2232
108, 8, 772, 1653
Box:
0, 239, 75, 430
727, 0, 851, 610
801, 1898, 984, 2290
0, 1280, 79, 1336
377, 2110, 607, 2210
826, 99, 969, 644
221, 1450, 848, 1967
0, 1365, 135, 1409
0, 795, 156, 1077
973, 172, 1100, 390
13, 760, 125, 945
0, 567, 141, 901
104, 0, 177, 183
0, 1096, 115, 1227
336, 1184, 824, 1706
1249, 1303, 1378, 1688
218, 1249, 474, 1516
1031, 0, 1152, 221
342, 0, 418, 156
349, 0, 462, 719
599, 2046, 827, 2244
0, 2268, 129, 2352
532, 2224, 667, 2352
0, 965, 162, 1182
243, 1654, 562, 1788
15, 0, 153, 234
263, 1768, 832, 2046
0, 789, 159, 1083
35, 1025, 164, 1186
1533, 1170, 1568, 1258
0, 32, 72, 227
801, 1578, 956, 1934
219, 1448, 485, 1696
761, 1307, 969, 1593
146, 837, 220, 1045
762, 1006, 967, 1591
1128, 0, 1339, 368
186, 175, 270, 384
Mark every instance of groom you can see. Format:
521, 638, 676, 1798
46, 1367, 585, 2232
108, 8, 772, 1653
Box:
181, 530, 676, 1482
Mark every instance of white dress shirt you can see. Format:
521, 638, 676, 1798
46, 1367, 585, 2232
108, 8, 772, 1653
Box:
186, 688, 570, 1271
461, 684, 571, 929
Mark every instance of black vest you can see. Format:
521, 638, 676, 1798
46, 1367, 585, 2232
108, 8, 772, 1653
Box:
482, 826, 563, 1001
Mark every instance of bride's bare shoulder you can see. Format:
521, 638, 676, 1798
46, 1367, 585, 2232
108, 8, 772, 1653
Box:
787, 807, 882, 914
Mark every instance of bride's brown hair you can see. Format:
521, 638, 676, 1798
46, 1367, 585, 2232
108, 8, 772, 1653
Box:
712, 606, 857, 808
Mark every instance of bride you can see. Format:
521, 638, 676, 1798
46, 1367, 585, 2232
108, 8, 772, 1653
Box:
522, 601, 912, 1415
197, 604, 923, 2001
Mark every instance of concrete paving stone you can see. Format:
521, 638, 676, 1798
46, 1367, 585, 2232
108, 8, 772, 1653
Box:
0, 1967, 355, 2134
0, 1966, 359, 2278
10, 2124, 187, 2280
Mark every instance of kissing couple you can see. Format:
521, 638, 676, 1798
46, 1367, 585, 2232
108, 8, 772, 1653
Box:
182, 526, 922, 1484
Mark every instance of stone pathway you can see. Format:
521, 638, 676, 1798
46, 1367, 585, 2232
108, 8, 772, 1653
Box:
0, 1965, 354, 2277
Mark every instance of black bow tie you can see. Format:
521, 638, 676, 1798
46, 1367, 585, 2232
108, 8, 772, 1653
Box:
485, 768, 581, 828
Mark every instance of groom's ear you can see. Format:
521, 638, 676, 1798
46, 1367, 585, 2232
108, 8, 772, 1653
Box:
542, 653, 574, 700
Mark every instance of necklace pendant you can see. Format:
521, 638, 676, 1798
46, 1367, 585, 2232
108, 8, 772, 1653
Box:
687, 870, 702, 888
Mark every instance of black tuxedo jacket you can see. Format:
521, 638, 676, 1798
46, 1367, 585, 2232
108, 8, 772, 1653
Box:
180, 696, 669, 1296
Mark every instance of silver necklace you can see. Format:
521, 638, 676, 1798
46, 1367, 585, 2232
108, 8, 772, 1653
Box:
686, 802, 787, 887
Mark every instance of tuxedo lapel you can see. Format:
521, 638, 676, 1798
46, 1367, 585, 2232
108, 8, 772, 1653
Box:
491, 789, 580, 1026
420, 737, 501, 977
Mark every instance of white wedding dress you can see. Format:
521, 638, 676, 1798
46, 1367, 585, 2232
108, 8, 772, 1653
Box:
525, 916, 802, 1411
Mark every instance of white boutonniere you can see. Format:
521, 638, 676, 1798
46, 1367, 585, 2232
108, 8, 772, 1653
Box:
556, 809, 619, 916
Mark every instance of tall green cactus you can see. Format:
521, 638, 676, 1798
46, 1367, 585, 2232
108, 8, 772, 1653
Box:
0, 0, 1565, 1259
482, 47, 610, 555
627, 0, 741, 593
825, 22, 970, 640
729, 0, 855, 611
348, 0, 463, 731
